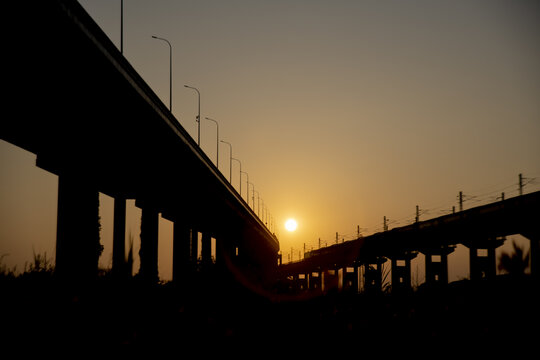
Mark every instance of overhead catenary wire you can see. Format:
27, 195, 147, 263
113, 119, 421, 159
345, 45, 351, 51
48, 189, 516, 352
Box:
302, 173, 540, 257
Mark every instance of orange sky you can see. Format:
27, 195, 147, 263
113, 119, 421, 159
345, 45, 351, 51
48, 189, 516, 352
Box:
1, 0, 540, 282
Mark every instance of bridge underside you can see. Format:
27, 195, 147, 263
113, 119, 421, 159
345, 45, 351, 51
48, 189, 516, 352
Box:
2, 0, 278, 288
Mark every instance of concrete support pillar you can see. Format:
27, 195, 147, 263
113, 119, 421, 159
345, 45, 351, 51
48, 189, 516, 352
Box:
358, 264, 365, 292
201, 231, 212, 269
139, 206, 159, 282
529, 235, 539, 281
343, 265, 359, 293
112, 197, 126, 279
323, 268, 338, 292
465, 237, 504, 281
352, 265, 359, 293
55, 174, 101, 282
422, 246, 455, 286
523, 231, 540, 281
215, 233, 230, 271
191, 228, 199, 267
310, 271, 322, 292
300, 273, 308, 291
390, 252, 417, 293
363, 257, 387, 293
215, 231, 239, 276
172, 220, 191, 283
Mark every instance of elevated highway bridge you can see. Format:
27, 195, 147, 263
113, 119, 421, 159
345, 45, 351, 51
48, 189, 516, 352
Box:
1, 0, 279, 288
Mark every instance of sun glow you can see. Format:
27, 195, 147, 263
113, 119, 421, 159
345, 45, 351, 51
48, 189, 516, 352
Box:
285, 218, 298, 232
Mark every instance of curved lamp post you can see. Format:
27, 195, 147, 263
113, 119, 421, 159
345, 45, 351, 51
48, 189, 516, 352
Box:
184, 85, 201, 145
232, 157, 241, 194
240, 170, 249, 204
204, 117, 219, 167
220, 140, 232, 181
151, 36, 172, 111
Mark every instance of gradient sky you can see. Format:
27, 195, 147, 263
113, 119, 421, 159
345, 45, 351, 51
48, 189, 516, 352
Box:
1, 0, 540, 282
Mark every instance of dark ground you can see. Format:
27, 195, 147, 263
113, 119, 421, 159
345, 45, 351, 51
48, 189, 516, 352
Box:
1, 272, 538, 355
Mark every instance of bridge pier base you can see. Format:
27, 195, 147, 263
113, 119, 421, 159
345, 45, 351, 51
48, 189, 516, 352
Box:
55, 174, 101, 283
362, 257, 387, 293
138, 205, 159, 282
421, 245, 455, 286
343, 265, 359, 293
322, 269, 338, 292
294, 273, 308, 291
389, 252, 417, 293
464, 237, 504, 281
309, 271, 322, 292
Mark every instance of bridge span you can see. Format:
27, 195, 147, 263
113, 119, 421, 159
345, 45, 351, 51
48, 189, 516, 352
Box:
1, 0, 278, 287
280, 191, 540, 293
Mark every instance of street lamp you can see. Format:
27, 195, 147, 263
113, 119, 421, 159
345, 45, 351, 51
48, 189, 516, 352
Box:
261, 199, 266, 225
184, 85, 201, 145
151, 35, 172, 111
120, 0, 124, 54
254, 190, 260, 217
232, 158, 241, 194
240, 170, 249, 203
248, 182, 255, 210
204, 117, 219, 167
220, 140, 232, 181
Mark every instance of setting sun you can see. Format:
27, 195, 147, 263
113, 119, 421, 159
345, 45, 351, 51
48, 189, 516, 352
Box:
285, 218, 298, 232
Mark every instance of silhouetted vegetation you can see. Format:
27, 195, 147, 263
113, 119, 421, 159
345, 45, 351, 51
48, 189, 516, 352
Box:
498, 240, 530, 276
1, 252, 538, 354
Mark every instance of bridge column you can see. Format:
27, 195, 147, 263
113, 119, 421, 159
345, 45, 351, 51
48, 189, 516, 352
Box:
343, 265, 359, 293
529, 234, 539, 281
464, 237, 504, 281
172, 220, 191, 283
299, 273, 308, 291
322, 268, 338, 292
112, 197, 126, 279
138, 205, 159, 282
362, 257, 387, 293
309, 271, 322, 292
522, 231, 539, 281
421, 245, 455, 286
201, 231, 213, 269
191, 228, 199, 269
215, 232, 234, 270
389, 252, 417, 293
55, 173, 101, 282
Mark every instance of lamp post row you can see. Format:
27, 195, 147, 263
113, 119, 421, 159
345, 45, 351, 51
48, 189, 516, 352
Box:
121, 5, 274, 231
148, 35, 272, 232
